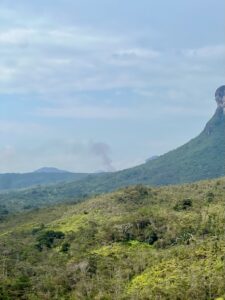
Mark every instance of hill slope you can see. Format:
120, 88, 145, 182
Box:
0, 86, 224, 212
0, 177, 225, 299
65, 103, 224, 195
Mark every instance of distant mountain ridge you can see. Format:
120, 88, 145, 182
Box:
37, 85, 223, 194
0, 86, 224, 210
34, 167, 70, 174
0, 172, 88, 191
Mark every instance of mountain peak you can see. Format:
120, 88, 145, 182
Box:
34, 167, 69, 174
215, 85, 225, 114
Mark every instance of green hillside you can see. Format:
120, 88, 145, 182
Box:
63, 105, 225, 192
121, 106, 225, 185
0, 177, 225, 299
0, 87, 224, 214
1, 103, 224, 214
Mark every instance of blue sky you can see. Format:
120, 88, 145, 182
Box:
0, 0, 224, 173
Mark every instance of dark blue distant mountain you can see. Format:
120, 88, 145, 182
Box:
0, 170, 88, 191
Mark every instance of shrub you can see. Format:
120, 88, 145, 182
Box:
61, 242, 70, 253
174, 198, 193, 211
206, 192, 215, 203
35, 230, 65, 250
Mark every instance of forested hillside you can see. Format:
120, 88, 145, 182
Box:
0, 177, 225, 299
1, 100, 224, 214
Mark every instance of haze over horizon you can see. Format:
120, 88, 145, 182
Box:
0, 0, 224, 173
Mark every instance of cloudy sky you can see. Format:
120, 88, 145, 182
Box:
0, 0, 224, 173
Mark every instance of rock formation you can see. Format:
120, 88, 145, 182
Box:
215, 85, 225, 114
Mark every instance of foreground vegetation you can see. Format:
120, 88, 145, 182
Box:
0, 177, 225, 299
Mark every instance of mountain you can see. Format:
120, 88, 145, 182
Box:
56, 84, 223, 189
0, 88, 224, 299
0, 86, 224, 210
69, 85, 225, 189
0, 172, 88, 191
26, 85, 225, 194
34, 167, 70, 173
0, 176, 225, 299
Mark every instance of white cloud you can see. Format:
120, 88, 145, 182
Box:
0, 25, 130, 94
112, 47, 160, 62
0, 26, 122, 51
0, 121, 46, 135
0, 28, 36, 45
0, 21, 223, 99
37, 103, 134, 119
0, 66, 16, 81
183, 45, 225, 59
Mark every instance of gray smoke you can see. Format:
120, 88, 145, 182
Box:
90, 142, 115, 172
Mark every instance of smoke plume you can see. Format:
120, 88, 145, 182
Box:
89, 142, 115, 172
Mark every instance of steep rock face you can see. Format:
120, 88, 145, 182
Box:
215, 85, 225, 113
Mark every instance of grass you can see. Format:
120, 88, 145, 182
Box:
0, 177, 225, 299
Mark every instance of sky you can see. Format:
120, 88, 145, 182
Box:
0, 0, 224, 173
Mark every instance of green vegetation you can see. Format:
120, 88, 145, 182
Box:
0, 177, 225, 299
1, 108, 224, 214
35, 230, 65, 250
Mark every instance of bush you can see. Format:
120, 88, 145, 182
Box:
174, 198, 193, 211
35, 230, 65, 250
107, 219, 158, 245
61, 242, 70, 253
206, 192, 215, 203
116, 185, 149, 203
